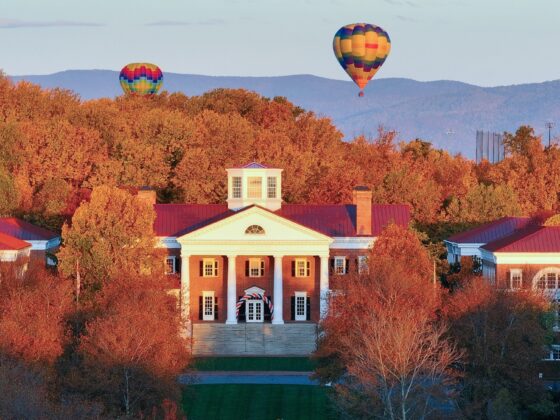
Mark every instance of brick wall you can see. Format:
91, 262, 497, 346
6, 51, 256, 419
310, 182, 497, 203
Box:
495, 263, 560, 290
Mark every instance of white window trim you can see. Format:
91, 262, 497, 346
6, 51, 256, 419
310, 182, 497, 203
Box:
544, 344, 560, 361
165, 256, 176, 275
509, 268, 522, 290
334, 256, 346, 275
358, 255, 368, 274
203, 258, 219, 278
267, 176, 277, 199
295, 258, 308, 278
202, 291, 215, 321
249, 258, 264, 278
246, 299, 264, 323
295, 291, 307, 321
232, 176, 242, 199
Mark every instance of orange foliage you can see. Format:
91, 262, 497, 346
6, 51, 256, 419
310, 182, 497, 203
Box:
0, 266, 73, 365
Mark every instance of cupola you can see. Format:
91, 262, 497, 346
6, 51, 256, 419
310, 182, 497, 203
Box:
226, 162, 283, 211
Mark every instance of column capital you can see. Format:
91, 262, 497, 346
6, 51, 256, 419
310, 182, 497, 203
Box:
272, 254, 284, 259
180, 251, 191, 258
226, 254, 237, 259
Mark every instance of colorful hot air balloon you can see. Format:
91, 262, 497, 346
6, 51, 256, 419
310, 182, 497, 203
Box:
333, 23, 391, 97
119, 63, 163, 95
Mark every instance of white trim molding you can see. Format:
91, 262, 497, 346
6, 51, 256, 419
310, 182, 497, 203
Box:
331, 237, 375, 249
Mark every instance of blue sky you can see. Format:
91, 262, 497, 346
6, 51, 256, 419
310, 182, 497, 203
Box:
1, 0, 558, 86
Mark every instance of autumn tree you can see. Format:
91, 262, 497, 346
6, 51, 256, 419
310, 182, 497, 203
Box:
74, 274, 190, 417
0, 265, 73, 366
444, 276, 554, 418
58, 185, 159, 296
316, 225, 460, 419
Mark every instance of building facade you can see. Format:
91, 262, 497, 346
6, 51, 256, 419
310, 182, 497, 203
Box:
154, 162, 410, 355
0, 218, 60, 265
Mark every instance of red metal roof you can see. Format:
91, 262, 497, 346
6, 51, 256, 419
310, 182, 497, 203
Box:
0, 232, 31, 251
482, 226, 560, 253
446, 217, 532, 244
154, 203, 410, 238
0, 218, 59, 241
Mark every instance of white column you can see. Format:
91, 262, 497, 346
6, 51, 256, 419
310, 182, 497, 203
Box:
272, 255, 284, 324
226, 254, 237, 324
180, 253, 191, 336
319, 255, 330, 319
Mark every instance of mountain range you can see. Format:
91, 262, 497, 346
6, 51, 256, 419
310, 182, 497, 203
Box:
9, 70, 560, 157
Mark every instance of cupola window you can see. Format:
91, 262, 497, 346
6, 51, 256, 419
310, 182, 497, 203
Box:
247, 177, 262, 198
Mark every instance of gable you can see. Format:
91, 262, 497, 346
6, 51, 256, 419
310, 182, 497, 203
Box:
177, 206, 333, 244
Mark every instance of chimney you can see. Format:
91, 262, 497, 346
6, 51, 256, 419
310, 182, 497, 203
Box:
137, 187, 157, 206
353, 186, 372, 236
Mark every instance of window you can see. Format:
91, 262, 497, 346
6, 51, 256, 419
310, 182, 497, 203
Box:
202, 258, 219, 277
46, 254, 57, 267
249, 258, 265, 277
247, 177, 262, 198
544, 345, 560, 361
202, 291, 215, 321
232, 176, 242, 198
334, 256, 347, 275
357, 255, 368, 274
267, 176, 277, 199
165, 256, 176, 275
295, 292, 307, 321
245, 225, 265, 234
294, 258, 310, 277
533, 268, 560, 291
509, 269, 522, 290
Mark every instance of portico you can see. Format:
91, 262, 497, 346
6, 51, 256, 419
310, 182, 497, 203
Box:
177, 205, 333, 334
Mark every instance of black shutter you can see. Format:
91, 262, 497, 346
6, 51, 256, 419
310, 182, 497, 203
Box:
245, 260, 250, 277
345, 258, 350, 274
291, 261, 296, 277
260, 260, 265, 276
214, 260, 219, 276
199, 261, 203, 277
306, 297, 311, 321
198, 296, 203, 320
291, 296, 295, 320
355, 258, 359, 273
330, 258, 335, 274
306, 261, 311, 277
264, 296, 272, 321
214, 297, 219, 320
238, 296, 246, 322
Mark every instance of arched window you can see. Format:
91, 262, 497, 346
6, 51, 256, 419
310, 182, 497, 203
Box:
533, 268, 560, 292
245, 225, 265, 235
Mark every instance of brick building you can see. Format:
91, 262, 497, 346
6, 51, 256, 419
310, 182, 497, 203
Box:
154, 162, 410, 355
0, 218, 60, 265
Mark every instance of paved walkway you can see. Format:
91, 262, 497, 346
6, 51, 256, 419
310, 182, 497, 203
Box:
179, 371, 321, 386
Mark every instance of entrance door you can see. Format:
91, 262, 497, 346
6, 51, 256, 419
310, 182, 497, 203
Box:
246, 300, 264, 323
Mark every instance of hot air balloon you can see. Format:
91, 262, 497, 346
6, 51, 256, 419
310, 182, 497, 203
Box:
333, 23, 391, 97
119, 63, 163, 95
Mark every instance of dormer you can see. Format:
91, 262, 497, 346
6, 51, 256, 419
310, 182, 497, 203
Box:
227, 162, 283, 211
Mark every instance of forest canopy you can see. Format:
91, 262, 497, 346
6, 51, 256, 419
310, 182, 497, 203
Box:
0, 73, 558, 234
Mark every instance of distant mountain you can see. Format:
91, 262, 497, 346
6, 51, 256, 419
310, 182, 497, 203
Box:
9, 70, 560, 157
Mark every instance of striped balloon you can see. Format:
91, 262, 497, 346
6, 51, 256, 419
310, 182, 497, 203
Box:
119, 63, 163, 95
333, 23, 391, 97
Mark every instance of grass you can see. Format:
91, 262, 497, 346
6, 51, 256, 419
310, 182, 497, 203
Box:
182, 384, 335, 420
192, 357, 316, 372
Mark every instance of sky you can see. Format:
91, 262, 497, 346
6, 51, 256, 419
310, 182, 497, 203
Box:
1, 0, 559, 86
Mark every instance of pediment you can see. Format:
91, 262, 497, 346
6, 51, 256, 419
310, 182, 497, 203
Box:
177, 206, 333, 244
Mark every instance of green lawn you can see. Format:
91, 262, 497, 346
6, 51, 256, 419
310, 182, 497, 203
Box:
182, 385, 335, 420
192, 357, 316, 371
